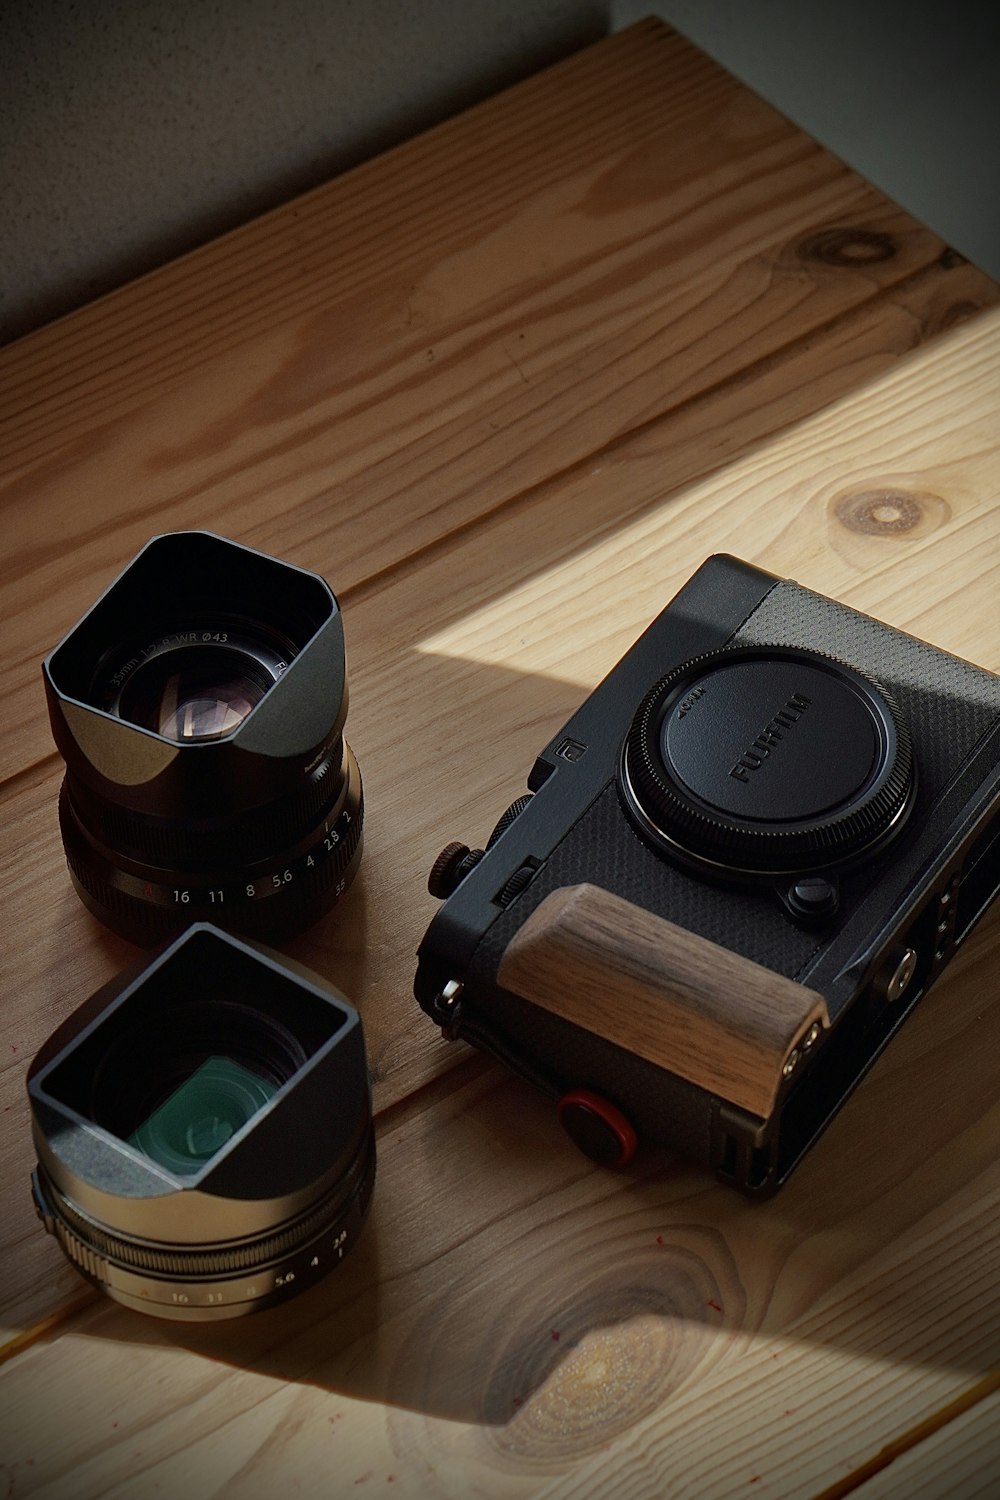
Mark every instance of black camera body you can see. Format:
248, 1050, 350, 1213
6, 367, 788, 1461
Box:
415, 555, 1000, 1194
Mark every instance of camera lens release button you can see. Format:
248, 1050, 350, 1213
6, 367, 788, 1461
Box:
557, 1089, 638, 1168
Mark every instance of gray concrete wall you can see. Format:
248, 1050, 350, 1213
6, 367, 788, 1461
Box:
2, 0, 998, 347
0, 0, 606, 344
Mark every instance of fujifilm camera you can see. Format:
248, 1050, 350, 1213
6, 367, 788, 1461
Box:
415, 555, 1000, 1194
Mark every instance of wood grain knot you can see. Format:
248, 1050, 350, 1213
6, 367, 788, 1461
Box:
480, 1239, 736, 1460
834, 487, 949, 537
938, 299, 982, 331
798, 228, 896, 266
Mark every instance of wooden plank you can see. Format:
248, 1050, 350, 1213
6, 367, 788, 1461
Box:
0, 20, 974, 469
0, 900, 998, 1497
2, 25, 996, 786
843, 1387, 1000, 1499
3, 306, 999, 1338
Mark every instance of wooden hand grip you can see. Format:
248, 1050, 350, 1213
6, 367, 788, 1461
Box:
497, 884, 828, 1118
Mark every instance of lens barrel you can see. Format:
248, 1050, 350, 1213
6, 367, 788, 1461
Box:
28, 925, 375, 1320
43, 532, 362, 945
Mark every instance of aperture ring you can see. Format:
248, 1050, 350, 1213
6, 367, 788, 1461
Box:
33, 1129, 375, 1281
60, 749, 364, 944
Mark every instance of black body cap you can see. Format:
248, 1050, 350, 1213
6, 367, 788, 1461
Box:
622, 646, 915, 875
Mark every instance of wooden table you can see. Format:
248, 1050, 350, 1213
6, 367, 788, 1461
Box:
2, 19, 999, 1497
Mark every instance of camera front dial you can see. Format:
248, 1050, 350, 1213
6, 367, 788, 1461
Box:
621, 645, 915, 879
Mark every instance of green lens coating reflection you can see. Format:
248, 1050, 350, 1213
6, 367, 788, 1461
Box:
128, 1057, 278, 1176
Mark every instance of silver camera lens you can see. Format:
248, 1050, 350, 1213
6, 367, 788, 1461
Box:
27, 924, 375, 1320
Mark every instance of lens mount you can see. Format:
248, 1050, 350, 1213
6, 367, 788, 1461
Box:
28, 925, 375, 1320
43, 533, 363, 944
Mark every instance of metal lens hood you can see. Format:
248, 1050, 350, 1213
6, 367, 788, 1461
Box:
43, 531, 363, 944
27, 924, 375, 1320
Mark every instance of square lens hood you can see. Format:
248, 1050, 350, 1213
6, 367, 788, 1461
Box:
44, 531, 348, 813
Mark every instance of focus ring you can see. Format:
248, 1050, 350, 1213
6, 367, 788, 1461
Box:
64, 739, 348, 868
60, 750, 364, 944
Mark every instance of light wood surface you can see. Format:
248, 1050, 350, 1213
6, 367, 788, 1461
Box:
498, 884, 829, 1118
2, 18, 999, 1497
848, 1386, 1000, 1499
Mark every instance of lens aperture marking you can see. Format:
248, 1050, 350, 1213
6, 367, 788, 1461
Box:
96, 784, 361, 916
59, 731, 363, 943
96, 619, 298, 743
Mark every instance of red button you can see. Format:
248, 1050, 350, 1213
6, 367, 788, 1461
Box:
557, 1089, 638, 1167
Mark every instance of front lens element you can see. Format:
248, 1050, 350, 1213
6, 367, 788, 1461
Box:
117, 647, 272, 741
128, 1057, 278, 1175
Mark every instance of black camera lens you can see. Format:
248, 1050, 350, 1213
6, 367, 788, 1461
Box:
28, 924, 375, 1320
43, 532, 363, 945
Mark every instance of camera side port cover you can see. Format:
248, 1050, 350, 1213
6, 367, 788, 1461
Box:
621, 646, 914, 876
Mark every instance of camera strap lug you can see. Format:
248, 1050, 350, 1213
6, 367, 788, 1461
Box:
430, 978, 465, 1039
429, 979, 567, 1104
